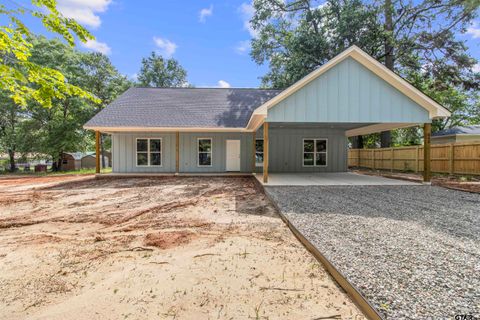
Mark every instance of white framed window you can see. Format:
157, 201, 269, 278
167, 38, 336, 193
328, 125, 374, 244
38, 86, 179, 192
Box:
303, 138, 327, 167
255, 139, 264, 167
198, 138, 212, 167
136, 138, 162, 167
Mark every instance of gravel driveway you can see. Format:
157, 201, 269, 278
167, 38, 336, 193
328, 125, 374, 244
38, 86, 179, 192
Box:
265, 185, 480, 319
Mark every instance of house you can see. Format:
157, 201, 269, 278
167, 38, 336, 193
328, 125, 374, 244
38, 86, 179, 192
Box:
432, 125, 480, 144
84, 46, 451, 183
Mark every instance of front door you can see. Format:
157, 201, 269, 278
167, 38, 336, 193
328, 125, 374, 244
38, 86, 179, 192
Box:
226, 140, 241, 171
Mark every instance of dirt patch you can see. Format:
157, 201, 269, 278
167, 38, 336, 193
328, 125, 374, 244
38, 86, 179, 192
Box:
144, 231, 197, 249
0, 176, 364, 320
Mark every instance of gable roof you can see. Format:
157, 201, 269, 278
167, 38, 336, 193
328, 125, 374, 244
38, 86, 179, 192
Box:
432, 125, 480, 137
84, 87, 281, 131
248, 45, 451, 130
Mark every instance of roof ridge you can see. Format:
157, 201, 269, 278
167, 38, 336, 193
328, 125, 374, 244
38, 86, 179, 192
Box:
132, 86, 282, 91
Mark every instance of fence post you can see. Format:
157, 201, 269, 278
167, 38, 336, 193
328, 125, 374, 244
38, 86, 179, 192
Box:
390, 148, 394, 172
415, 146, 419, 173
372, 149, 375, 170
449, 143, 454, 174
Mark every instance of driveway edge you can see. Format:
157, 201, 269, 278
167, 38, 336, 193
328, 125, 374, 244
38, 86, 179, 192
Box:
255, 179, 384, 320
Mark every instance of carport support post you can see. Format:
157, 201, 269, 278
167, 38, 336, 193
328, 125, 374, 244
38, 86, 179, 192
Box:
263, 122, 269, 183
176, 131, 180, 174
423, 123, 431, 183
252, 131, 256, 173
95, 131, 100, 174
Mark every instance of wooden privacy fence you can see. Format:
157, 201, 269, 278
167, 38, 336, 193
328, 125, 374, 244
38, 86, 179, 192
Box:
348, 141, 480, 175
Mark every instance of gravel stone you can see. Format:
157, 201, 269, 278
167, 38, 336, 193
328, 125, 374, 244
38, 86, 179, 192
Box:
265, 185, 480, 320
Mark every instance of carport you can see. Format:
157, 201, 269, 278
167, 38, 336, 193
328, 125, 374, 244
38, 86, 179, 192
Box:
245, 46, 451, 184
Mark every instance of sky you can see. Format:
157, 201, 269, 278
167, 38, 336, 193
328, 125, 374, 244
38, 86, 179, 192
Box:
17, 0, 480, 87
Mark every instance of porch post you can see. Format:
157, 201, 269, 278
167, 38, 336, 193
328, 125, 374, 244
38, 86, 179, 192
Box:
95, 131, 100, 174
423, 123, 431, 183
252, 131, 256, 173
175, 131, 180, 174
263, 122, 269, 183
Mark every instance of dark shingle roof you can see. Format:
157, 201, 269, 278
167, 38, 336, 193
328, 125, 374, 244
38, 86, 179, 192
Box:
85, 87, 282, 128
432, 125, 480, 137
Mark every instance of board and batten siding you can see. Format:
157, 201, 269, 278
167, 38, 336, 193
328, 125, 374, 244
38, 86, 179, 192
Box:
256, 127, 348, 173
266, 57, 430, 124
179, 132, 253, 173
111, 132, 176, 173
111, 132, 255, 173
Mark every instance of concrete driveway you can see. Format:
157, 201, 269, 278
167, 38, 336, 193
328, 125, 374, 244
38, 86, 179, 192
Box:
265, 184, 480, 319
255, 172, 420, 186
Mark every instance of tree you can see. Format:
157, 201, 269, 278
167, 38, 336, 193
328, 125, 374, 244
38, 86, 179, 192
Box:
249, 0, 479, 146
137, 52, 188, 87
79, 52, 132, 167
1, 0, 98, 107
0, 91, 25, 171
21, 37, 132, 171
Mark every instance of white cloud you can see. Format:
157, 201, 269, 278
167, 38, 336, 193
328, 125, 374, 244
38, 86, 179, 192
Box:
217, 80, 231, 88
473, 63, 480, 73
238, 2, 258, 38
466, 22, 480, 39
81, 39, 111, 55
199, 5, 213, 23
57, 0, 112, 28
235, 40, 251, 55
153, 36, 177, 58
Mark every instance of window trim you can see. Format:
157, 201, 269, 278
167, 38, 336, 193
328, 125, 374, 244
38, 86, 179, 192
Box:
302, 138, 328, 167
197, 137, 213, 167
135, 137, 163, 167
255, 138, 264, 167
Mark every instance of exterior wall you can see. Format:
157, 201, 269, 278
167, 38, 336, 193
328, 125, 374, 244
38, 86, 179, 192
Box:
256, 126, 348, 173
111, 132, 254, 173
112, 132, 176, 173
267, 57, 431, 124
112, 128, 347, 174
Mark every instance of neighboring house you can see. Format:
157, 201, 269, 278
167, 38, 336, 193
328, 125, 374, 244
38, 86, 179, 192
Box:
432, 125, 480, 144
62, 152, 111, 170
84, 46, 450, 182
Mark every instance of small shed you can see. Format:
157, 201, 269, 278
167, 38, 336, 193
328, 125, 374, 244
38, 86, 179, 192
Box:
61, 152, 83, 170
432, 125, 480, 144
80, 152, 111, 169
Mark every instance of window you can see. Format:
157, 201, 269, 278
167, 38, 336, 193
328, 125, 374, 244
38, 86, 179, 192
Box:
136, 138, 162, 166
303, 139, 327, 166
198, 138, 212, 166
255, 139, 264, 167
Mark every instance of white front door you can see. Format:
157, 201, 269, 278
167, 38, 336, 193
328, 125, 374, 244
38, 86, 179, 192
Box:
226, 140, 241, 171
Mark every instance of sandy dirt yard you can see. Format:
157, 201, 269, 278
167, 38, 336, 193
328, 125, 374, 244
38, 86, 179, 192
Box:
0, 175, 364, 320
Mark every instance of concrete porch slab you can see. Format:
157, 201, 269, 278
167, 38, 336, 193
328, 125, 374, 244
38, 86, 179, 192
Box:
254, 172, 421, 186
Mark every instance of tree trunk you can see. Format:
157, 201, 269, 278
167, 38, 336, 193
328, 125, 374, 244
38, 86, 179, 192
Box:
380, 131, 391, 148
381, 0, 394, 147
352, 136, 364, 149
8, 149, 15, 172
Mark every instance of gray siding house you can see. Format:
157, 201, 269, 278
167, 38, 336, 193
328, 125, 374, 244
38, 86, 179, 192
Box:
84, 46, 450, 182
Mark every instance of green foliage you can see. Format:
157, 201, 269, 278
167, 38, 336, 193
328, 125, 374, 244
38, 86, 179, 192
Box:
137, 52, 188, 87
3, 36, 131, 169
250, 0, 480, 146
0, 0, 99, 107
